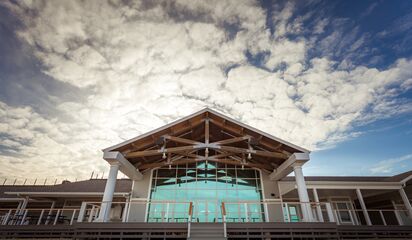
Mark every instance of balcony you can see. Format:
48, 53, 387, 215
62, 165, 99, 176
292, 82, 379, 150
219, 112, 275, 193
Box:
1, 200, 412, 239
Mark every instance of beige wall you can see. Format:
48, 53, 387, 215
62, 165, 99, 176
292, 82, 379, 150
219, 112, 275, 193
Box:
260, 171, 284, 222
127, 170, 152, 222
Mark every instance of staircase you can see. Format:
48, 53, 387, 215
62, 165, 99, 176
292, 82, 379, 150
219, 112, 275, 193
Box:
188, 223, 226, 240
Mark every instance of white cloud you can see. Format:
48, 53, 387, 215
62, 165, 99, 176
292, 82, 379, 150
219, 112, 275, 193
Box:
0, 0, 411, 179
370, 154, 412, 174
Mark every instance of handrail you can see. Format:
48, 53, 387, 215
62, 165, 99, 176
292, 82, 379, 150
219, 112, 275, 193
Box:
187, 202, 193, 238
2, 200, 410, 226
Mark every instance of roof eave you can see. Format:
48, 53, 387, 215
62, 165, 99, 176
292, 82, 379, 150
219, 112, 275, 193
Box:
103, 107, 310, 153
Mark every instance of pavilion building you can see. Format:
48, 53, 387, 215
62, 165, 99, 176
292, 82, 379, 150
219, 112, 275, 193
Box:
1, 108, 411, 239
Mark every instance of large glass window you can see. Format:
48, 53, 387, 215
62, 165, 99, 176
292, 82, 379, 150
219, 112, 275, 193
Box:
147, 161, 264, 222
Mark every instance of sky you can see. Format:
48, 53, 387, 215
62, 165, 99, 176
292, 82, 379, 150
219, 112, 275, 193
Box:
0, 0, 411, 181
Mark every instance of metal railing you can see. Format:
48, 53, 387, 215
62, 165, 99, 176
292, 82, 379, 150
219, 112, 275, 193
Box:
1, 200, 410, 226
0, 208, 80, 226
333, 208, 411, 226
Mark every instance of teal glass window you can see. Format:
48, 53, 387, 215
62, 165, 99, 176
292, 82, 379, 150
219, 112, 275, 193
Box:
147, 161, 264, 222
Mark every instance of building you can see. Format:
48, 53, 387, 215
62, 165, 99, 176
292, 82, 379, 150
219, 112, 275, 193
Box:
1, 108, 412, 239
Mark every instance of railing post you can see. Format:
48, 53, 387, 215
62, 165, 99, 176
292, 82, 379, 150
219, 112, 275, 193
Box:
20, 209, 28, 225
166, 203, 170, 222
70, 210, 77, 225
284, 203, 290, 222
221, 202, 227, 239
122, 201, 129, 222
264, 201, 269, 222
88, 206, 95, 222
188, 202, 193, 239
379, 210, 387, 226
53, 209, 61, 225
243, 203, 249, 222
2, 210, 11, 225
37, 209, 45, 225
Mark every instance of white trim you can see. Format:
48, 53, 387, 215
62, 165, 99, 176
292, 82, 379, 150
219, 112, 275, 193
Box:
277, 180, 402, 190
305, 182, 401, 190
0, 197, 25, 202
103, 151, 143, 180
103, 107, 309, 153
401, 173, 412, 184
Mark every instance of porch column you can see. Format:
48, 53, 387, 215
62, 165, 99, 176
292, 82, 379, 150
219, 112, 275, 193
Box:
293, 163, 314, 222
356, 189, 371, 225
399, 187, 412, 218
97, 162, 120, 222
313, 188, 324, 222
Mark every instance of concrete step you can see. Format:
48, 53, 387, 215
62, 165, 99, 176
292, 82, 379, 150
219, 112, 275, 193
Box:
190, 237, 226, 240
189, 223, 226, 239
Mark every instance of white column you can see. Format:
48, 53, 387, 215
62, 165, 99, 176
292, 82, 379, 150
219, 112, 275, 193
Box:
97, 162, 120, 222
313, 188, 324, 222
77, 202, 88, 223
356, 189, 371, 225
392, 200, 404, 225
293, 163, 313, 222
325, 202, 335, 222
399, 187, 412, 218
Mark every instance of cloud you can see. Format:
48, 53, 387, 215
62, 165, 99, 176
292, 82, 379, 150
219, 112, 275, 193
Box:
370, 154, 412, 174
0, 0, 411, 179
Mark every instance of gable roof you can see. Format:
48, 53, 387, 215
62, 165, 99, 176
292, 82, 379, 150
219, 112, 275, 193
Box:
103, 108, 309, 172
104, 108, 309, 153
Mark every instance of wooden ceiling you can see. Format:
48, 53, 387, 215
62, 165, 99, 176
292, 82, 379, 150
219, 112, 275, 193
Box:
109, 109, 306, 174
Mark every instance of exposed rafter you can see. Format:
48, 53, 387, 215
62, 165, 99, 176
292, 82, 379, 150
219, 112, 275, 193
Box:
108, 109, 307, 174
163, 135, 202, 145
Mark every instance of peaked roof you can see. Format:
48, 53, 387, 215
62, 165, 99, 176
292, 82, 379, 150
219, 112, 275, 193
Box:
103, 108, 309, 172
105, 108, 309, 153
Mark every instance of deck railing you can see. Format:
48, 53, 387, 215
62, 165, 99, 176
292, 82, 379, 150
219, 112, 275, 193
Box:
1, 200, 410, 226
0, 208, 80, 226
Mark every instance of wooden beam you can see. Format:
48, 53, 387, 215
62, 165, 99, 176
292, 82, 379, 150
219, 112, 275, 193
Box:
126, 145, 202, 158
211, 145, 287, 159
212, 136, 250, 145
138, 157, 271, 171
205, 118, 210, 144
205, 158, 271, 171
209, 152, 236, 159
163, 135, 202, 145
176, 151, 203, 159
210, 118, 243, 135
139, 158, 198, 170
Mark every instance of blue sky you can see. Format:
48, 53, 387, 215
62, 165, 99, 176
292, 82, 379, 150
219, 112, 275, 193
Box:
0, 0, 411, 180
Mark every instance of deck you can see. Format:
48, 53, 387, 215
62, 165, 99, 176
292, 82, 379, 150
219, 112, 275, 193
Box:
1, 222, 412, 239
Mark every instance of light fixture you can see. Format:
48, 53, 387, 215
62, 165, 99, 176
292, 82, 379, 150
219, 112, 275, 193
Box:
247, 153, 252, 160
162, 152, 166, 159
